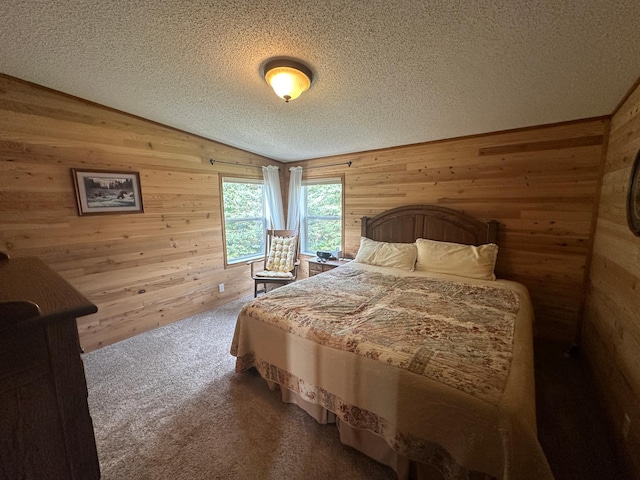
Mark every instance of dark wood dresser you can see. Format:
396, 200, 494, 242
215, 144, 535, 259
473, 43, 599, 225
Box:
0, 255, 100, 480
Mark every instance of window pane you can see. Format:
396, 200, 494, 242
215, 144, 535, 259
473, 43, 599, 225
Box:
222, 179, 266, 263
223, 182, 264, 219
225, 220, 264, 261
306, 218, 341, 253
301, 181, 343, 255
306, 184, 342, 217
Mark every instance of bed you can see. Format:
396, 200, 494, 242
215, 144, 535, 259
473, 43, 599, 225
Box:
230, 205, 553, 480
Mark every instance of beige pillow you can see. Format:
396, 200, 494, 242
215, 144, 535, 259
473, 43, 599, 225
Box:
354, 237, 417, 271
415, 238, 498, 280
265, 236, 297, 272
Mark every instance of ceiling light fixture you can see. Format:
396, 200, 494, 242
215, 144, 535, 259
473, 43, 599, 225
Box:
263, 59, 313, 103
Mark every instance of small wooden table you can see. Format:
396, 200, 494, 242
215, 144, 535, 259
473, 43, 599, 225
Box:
308, 258, 351, 277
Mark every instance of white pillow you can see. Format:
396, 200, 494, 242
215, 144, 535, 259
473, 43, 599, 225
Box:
354, 237, 417, 271
415, 238, 498, 281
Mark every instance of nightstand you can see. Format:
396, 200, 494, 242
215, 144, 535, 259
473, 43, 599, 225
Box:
308, 258, 350, 277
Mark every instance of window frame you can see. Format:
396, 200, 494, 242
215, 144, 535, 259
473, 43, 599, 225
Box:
300, 176, 344, 257
220, 176, 267, 268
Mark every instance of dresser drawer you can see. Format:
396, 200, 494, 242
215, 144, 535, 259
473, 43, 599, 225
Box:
308, 259, 350, 277
309, 262, 324, 274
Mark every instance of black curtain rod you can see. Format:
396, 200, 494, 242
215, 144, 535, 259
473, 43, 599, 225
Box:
209, 159, 352, 169
296, 161, 352, 169
209, 159, 276, 169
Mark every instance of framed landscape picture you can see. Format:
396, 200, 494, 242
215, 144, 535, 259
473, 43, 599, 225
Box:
72, 169, 144, 216
628, 149, 640, 236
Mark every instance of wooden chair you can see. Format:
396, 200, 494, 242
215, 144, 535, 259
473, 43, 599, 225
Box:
248, 229, 300, 297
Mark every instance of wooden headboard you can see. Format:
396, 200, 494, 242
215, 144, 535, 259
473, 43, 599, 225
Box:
361, 205, 498, 246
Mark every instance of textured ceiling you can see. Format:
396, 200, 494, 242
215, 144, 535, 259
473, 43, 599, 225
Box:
1, 1, 639, 162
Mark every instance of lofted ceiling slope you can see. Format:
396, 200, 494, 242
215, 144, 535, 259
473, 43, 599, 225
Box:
1, 1, 639, 162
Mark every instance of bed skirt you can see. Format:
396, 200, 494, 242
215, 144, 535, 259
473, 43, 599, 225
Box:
265, 378, 494, 480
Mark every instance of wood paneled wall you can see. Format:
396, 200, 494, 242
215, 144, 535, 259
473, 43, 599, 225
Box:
292, 118, 609, 341
0, 75, 280, 352
0, 73, 612, 352
583, 80, 640, 477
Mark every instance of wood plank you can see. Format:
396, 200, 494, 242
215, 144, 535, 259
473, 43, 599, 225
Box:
581, 79, 640, 479
478, 135, 604, 156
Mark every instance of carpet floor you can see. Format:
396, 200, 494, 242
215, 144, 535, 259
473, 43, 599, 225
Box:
83, 296, 395, 480
84, 296, 631, 480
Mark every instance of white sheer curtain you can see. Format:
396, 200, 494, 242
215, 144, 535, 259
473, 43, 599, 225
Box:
287, 166, 303, 231
262, 166, 285, 229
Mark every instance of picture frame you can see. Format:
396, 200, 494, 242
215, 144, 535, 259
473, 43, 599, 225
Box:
627, 149, 640, 236
72, 169, 144, 216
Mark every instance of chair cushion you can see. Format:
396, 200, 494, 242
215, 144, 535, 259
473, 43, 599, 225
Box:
265, 236, 297, 273
254, 270, 294, 278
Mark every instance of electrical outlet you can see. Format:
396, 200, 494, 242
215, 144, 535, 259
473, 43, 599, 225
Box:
218, 283, 224, 293
622, 413, 631, 440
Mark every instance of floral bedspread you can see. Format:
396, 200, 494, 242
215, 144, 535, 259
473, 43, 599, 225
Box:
238, 265, 520, 405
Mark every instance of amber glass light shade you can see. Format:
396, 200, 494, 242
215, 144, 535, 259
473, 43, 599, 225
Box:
264, 60, 312, 102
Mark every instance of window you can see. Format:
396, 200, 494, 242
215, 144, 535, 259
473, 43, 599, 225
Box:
221, 178, 266, 264
300, 178, 343, 256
